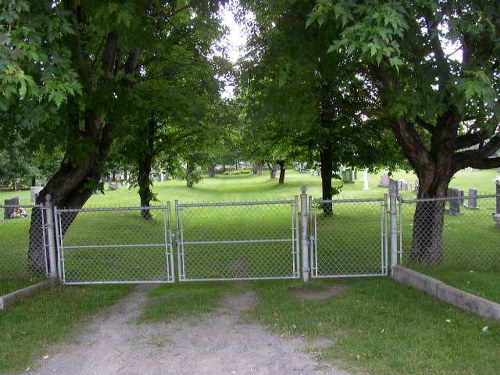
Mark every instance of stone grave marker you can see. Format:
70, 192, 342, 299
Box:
4, 196, 20, 219
447, 188, 462, 215
466, 188, 479, 209
379, 173, 390, 188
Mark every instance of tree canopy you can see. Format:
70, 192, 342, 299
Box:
308, 0, 499, 262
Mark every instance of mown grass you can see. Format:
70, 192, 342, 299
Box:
0, 283, 132, 372
138, 278, 500, 375
246, 278, 500, 375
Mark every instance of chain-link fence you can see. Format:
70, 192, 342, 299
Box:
0, 204, 48, 283
309, 197, 388, 278
399, 195, 500, 272
5, 187, 497, 289
176, 199, 300, 281
56, 205, 174, 284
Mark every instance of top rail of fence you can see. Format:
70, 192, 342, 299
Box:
176, 199, 297, 208
311, 197, 386, 204
400, 194, 499, 204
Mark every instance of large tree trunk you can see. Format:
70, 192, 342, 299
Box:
208, 166, 216, 177
186, 162, 196, 188
410, 168, 452, 264
277, 160, 286, 184
385, 108, 458, 265
320, 147, 334, 216
252, 163, 263, 175
28, 111, 115, 273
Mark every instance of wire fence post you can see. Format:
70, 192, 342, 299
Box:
44, 194, 58, 279
300, 186, 309, 283
389, 180, 399, 272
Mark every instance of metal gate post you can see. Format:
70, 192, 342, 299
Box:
300, 186, 309, 282
389, 180, 398, 273
44, 194, 58, 279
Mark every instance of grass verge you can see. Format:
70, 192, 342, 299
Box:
0, 283, 132, 373
247, 278, 500, 375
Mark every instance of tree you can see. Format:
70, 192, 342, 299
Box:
1, 0, 223, 273
239, 0, 401, 212
309, 0, 500, 262
113, 11, 226, 215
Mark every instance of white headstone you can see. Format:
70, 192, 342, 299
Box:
363, 168, 370, 190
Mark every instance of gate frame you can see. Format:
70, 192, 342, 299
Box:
308, 196, 389, 278
175, 198, 301, 282
55, 204, 175, 285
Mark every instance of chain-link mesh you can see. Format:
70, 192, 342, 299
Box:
400, 195, 500, 271
0, 204, 48, 282
57, 205, 174, 284
310, 198, 388, 277
176, 200, 300, 281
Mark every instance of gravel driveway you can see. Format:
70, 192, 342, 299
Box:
25, 285, 358, 375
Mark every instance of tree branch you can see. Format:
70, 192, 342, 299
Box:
478, 133, 500, 157
415, 116, 435, 134
453, 152, 500, 171
454, 130, 488, 150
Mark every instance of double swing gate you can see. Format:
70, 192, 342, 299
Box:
53, 193, 388, 285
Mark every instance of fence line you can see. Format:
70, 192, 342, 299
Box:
2, 186, 499, 285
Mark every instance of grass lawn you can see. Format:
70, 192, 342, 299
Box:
139, 278, 500, 375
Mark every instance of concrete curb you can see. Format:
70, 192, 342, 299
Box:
0, 280, 52, 310
392, 265, 500, 320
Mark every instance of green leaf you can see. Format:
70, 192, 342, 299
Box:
117, 9, 133, 28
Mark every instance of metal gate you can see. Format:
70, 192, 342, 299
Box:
309, 197, 388, 278
175, 199, 300, 281
56, 205, 174, 285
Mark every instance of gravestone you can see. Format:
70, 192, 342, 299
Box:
30, 186, 43, 203
447, 188, 461, 215
466, 188, 479, 209
458, 189, 465, 205
4, 196, 20, 219
379, 173, 390, 188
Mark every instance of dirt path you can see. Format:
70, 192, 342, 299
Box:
25, 285, 356, 375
